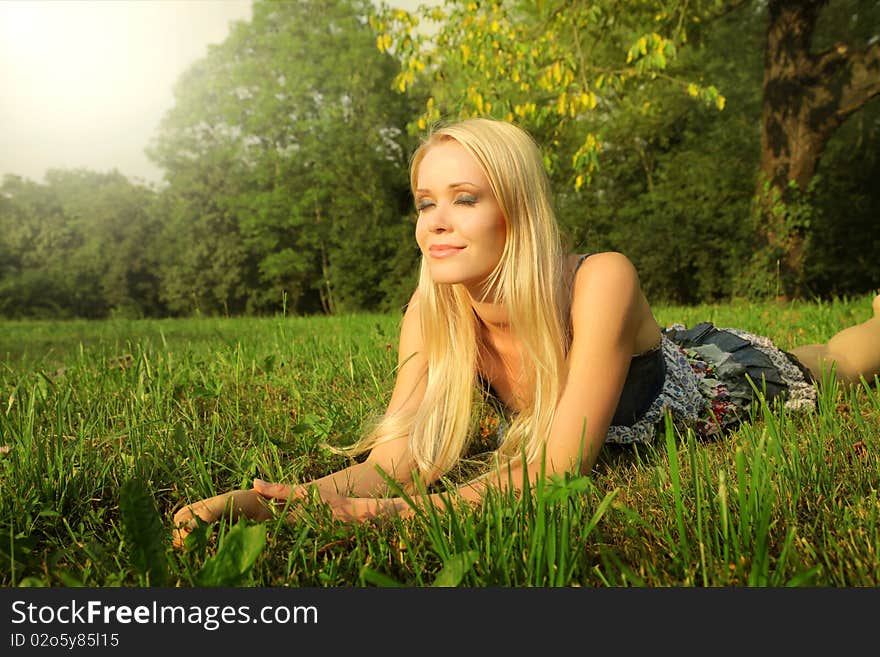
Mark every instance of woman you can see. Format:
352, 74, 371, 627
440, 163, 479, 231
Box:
172, 118, 880, 547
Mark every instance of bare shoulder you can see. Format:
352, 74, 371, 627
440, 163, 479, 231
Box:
569, 252, 659, 352
571, 252, 641, 302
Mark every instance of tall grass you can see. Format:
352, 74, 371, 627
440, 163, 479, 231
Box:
0, 295, 877, 586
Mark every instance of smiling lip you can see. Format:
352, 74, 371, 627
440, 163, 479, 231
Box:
428, 244, 465, 258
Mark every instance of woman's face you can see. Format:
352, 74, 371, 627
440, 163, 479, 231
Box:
414, 140, 507, 297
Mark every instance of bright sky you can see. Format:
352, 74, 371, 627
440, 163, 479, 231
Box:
0, 0, 423, 187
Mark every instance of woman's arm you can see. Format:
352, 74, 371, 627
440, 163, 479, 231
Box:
538, 251, 650, 475
255, 290, 430, 498
172, 291, 429, 545
259, 253, 654, 523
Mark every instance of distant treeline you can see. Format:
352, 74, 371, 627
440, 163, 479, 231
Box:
1, 0, 878, 319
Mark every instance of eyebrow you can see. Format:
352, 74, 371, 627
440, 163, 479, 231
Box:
415, 182, 478, 194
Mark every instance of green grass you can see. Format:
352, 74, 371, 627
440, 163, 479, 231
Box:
0, 295, 877, 587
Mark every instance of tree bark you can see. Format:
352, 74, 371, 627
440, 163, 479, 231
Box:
755, 0, 880, 297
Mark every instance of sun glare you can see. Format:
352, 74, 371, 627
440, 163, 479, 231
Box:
0, 0, 250, 182
0, 1, 158, 128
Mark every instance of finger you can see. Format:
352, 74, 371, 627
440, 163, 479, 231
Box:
170, 496, 226, 548
171, 523, 192, 550
171, 510, 199, 550
175, 496, 223, 523
329, 497, 363, 523
252, 478, 293, 500
253, 479, 310, 503
316, 488, 340, 503
330, 505, 354, 523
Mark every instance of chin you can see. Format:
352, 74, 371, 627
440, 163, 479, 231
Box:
427, 269, 489, 293
424, 256, 498, 288
427, 271, 466, 286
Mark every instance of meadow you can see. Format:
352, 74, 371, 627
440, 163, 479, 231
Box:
0, 295, 877, 587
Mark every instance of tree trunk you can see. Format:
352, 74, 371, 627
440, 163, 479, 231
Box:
755, 0, 880, 297
314, 203, 336, 315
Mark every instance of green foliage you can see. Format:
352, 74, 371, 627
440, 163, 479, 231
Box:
0, 171, 163, 319
119, 477, 169, 586
375, 0, 731, 185
374, 0, 880, 303
148, 0, 418, 316
805, 95, 880, 297
553, 4, 763, 301
431, 550, 478, 587
743, 178, 819, 299
371, 0, 761, 302
194, 521, 267, 586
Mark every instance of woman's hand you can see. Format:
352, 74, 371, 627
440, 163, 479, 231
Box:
171, 489, 271, 549
323, 490, 417, 523
316, 489, 364, 522
253, 478, 371, 521
253, 478, 414, 523
251, 478, 308, 505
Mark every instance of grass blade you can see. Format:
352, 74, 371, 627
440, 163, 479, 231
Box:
119, 477, 169, 586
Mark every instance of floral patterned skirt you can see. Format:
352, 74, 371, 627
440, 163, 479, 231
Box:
605, 322, 817, 444
476, 322, 818, 451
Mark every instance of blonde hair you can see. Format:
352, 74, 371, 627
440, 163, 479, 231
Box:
343, 118, 571, 480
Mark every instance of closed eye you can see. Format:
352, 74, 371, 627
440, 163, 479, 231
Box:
455, 195, 477, 206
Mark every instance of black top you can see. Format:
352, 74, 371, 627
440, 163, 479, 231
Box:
609, 343, 665, 426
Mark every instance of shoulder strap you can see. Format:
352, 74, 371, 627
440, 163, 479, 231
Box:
572, 253, 592, 279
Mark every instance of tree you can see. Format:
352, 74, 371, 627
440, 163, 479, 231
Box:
0, 171, 162, 318
0, 174, 72, 317
805, 87, 880, 296
751, 0, 880, 296
560, 4, 766, 303
148, 0, 417, 316
44, 169, 163, 317
375, 0, 729, 186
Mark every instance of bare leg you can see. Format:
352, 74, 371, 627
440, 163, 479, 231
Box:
172, 489, 272, 549
791, 294, 880, 386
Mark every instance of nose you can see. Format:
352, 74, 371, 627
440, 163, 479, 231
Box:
426, 202, 451, 233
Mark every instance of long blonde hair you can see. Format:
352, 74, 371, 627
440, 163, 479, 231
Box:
343, 118, 571, 479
